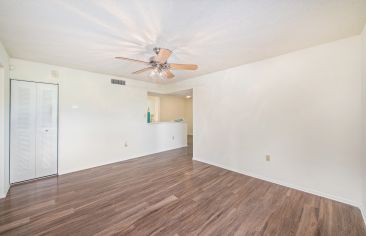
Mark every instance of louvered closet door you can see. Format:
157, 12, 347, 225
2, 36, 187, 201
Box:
10, 80, 37, 183
11, 81, 58, 183
35, 83, 58, 178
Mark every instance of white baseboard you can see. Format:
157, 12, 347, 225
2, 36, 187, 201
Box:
361, 206, 366, 226
0, 185, 9, 199
193, 157, 361, 208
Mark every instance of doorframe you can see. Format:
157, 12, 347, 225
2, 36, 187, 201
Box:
9, 79, 60, 185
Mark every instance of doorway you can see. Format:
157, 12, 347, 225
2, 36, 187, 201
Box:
147, 89, 193, 155
10, 80, 59, 184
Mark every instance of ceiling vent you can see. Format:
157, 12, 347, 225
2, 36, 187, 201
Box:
111, 79, 126, 85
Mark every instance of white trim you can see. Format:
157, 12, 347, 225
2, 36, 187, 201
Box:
361, 206, 366, 225
193, 157, 361, 207
0, 186, 9, 199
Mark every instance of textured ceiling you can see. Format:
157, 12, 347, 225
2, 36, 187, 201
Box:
0, 0, 365, 83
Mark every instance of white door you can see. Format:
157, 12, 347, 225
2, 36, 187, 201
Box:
10, 81, 37, 183
35, 83, 58, 178
10, 80, 58, 183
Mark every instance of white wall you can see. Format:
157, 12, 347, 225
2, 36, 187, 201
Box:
165, 36, 364, 207
0, 41, 10, 198
8, 59, 186, 175
361, 25, 366, 222
147, 122, 187, 151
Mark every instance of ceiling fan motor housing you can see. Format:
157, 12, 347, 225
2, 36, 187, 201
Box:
115, 47, 197, 80
153, 47, 160, 55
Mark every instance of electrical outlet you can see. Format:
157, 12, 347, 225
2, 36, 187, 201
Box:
172, 136, 175, 140
124, 141, 128, 147
266, 155, 271, 161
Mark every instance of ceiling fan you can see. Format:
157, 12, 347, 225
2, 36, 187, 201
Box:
115, 47, 198, 80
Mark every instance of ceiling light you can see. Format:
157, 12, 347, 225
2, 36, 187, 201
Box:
186, 95, 191, 99
149, 69, 158, 78
149, 68, 167, 80
160, 70, 167, 78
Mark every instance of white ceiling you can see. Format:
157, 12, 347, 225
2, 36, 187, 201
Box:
0, 0, 365, 83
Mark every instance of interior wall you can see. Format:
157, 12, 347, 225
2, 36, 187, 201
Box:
8, 59, 187, 176
159, 95, 186, 122
147, 95, 160, 122
184, 98, 193, 135
165, 35, 364, 206
158, 95, 193, 134
0, 66, 4, 197
361, 25, 366, 221
0, 41, 10, 198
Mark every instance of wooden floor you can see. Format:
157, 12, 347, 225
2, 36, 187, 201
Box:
0, 135, 365, 235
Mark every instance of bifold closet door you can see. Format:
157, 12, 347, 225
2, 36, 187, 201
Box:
10, 80, 58, 184
10, 81, 37, 183
35, 83, 58, 178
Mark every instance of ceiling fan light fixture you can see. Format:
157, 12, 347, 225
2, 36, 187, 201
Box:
149, 68, 166, 80
159, 70, 167, 79
115, 47, 198, 81
149, 70, 155, 78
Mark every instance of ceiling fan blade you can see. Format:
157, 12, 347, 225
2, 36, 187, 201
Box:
115, 56, 150, 65
169, 63, 198, 70
155, 48, 172, 63
164, 70, 175, 79
132, 67, 154, 74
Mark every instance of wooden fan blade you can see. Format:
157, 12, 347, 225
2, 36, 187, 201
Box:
132, 67, 154, 74
169, 63, 198, 70
115, 57, 150, 65
155, 48, 172, 63
164, 70, 175, 79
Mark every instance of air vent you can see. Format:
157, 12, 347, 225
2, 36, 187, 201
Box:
111, 79, 126, 85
